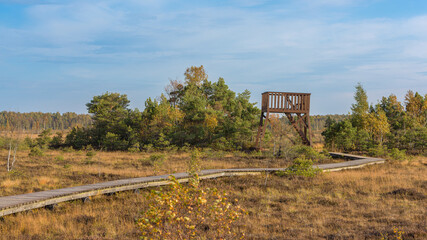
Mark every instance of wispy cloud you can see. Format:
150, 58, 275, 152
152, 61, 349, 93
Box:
0, 0, 426, 113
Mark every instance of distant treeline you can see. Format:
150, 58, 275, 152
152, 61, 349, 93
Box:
311, 114, 348, 131
0, 109, 347, 133
0, 110, 346, 133
0, 111, 92, 131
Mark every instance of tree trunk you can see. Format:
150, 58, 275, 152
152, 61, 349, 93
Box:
11, 145, 17, 171
7, 142, 12, 172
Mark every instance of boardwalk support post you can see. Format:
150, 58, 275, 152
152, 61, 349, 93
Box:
255, 92, 312, 150
45, 204, 57, 211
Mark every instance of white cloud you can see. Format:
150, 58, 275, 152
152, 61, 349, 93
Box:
3, 2, 427, 67
26, 2, 127, 44
1, 0, 426, 113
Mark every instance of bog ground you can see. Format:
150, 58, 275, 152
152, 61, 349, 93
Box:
0, 149, 425, 239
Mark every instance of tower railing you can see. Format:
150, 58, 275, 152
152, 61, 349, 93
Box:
256, 91, 312, 149
261, 92, 310, 113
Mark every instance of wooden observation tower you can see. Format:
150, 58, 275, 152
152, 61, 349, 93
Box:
255, 92, 312, 150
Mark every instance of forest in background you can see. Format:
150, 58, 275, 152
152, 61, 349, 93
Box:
0, 111, 92, 132
0, 111, 345, 135
0, 66, 425, 156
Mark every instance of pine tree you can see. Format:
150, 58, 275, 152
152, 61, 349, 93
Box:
351, 83, 369, 129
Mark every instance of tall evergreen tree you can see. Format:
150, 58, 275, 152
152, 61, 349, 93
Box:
85, 92, 134, 150
351, 83, 369, 129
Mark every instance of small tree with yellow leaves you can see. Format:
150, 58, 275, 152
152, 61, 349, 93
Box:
137, 175, 246, 239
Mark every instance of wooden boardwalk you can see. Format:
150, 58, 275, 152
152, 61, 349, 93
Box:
0, 153, 384, 217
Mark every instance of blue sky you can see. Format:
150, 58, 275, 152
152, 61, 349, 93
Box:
0, 0, 426, 115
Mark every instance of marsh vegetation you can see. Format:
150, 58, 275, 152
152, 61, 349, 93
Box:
0, 148, 425, 239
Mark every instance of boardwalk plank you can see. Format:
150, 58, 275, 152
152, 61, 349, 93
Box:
0, 153, 384, 217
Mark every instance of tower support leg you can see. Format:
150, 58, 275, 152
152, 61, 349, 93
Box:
255, 111, 270, 150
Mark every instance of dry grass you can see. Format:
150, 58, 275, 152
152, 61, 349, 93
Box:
0, 150, 425, 239
0, 149, 295, 196
0, 179, 21, 188
220, 157, 426, 239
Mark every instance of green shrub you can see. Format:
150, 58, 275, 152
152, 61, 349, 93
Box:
128, 142, 141, 152
137, 175, 246, 239
84, 158, 94, 165
15, 137, 31, 150
202, 148, 225, 159
61, 146, 74, 153
86, 151, 96, 157
165, 145, 178, 153
138, 158, 152, 166
50, 132, 64, 149
389, 148, 406, 161
288, 145, 330, 162
143, 144, 154, 153
65, 126, 91, 150
138, 154, 166, 167
8, 169, 25, 178
149, 153, 166, 173
250, 150, 263, 158
23, 137, 34, 148
187, 149, 201, 176
211, 137, 232, 151
180, 143, 192, 153
368, 144, 388, 158
153, 133, 170, 150
35, 129, 52, 149
103, 132, 128, 151
233, 150, 250, 158
29, 147, 44, 157
55, 155, 65, 161
0, 136, 6, 149
84, 145, 94, 151
149, 153, 165, 163
276, 157, 321, 178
